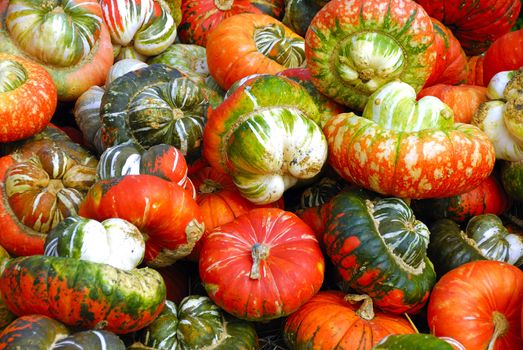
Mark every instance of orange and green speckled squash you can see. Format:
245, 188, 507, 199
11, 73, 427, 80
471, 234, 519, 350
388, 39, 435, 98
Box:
321, 189, 436, 314
0, 315, 126, 349
79, 175, 204, 267
199, 208, 324, 321
324, 81, 496, 199
284, 291, 416, 350
179, 0, 283, 46
0, 0, 114, 101
0, 255, 166, 334
305, 0, 436, 111
203, 75, 327, 205
0, 245, 14, 330
0, 53, 57, 143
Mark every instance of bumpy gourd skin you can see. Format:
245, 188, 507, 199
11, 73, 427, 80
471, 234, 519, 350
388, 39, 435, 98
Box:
305, 0, 436, 111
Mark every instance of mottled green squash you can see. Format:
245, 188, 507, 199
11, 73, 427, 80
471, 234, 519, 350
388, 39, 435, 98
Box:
322, 189, 436, 314
133, 296, 258, 349
282, 0, 329, 36
501, 160, 523, 201
373, 334, 457, 350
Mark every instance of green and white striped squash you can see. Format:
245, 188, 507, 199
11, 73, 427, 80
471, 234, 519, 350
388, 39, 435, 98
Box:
131, 296, 258, 349
44, 215, 145, 271
101, 64, 219, 162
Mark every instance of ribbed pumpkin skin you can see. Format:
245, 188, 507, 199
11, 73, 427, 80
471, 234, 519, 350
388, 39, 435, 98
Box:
428, 260, 523, 350
416, 0, 521, 56
0, 255, 166, 334
483, 29, 523, 85
199, 208, 324, 321
79, 175, 204, 267
0, 0, 114, 101
305, 0, 436, 111
101, 64, 213, 162
179, 0, 283, 46
0, 315, 126, 349
0, 245, 13, 329
206, 13, 305, 90
284, 291, 416, 350
322, 189, 436, 314
135, 297, 258, 349
374, 334, 455, 350
424, 18, 468, 88
0, 53, 57, 143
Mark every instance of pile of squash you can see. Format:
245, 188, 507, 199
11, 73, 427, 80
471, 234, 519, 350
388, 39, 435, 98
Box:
1, 0, 523, 349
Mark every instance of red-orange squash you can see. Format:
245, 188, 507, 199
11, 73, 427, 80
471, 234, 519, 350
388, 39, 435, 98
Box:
424, 18, 468, 88
79, 175, 204, 267
199, 208, 324, 321
206, 13, 305, 89
417, 84, 489, 124
483, 29, 523, 85
466, 55, 486, 86
428, 260, 523, 349
0, 53, 57, 143
284, 291, 416, 350
179, 0, 283, 46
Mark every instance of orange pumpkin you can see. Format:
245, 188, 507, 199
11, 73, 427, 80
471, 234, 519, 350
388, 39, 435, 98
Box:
206, 13, 305, 89
417, 84, 489, 124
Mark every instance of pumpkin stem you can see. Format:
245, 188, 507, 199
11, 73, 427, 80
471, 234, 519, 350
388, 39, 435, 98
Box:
249, 243, 270, 280
199, 179, 223, 194
214, 0, 234, 11
487, 311, 509, 350
344, 294, 375, 321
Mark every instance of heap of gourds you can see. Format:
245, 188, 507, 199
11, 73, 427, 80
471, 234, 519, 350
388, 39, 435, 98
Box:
0, 0, 523, 349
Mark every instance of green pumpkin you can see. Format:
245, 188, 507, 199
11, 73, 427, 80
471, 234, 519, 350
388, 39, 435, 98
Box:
0, 314, 126, 349
501, 160, 523, 200
44, 215, 146, 271
282, 0, 329, 36
0, 245, 14, 330
101, 64, 219, 162
132, 296, 258, 349
322, 189, 436, 314
429, 215, 523, 275
373, 334, 457, 350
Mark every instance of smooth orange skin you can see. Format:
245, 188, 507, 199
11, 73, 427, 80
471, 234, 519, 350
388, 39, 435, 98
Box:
0, 53, 57, 142
428, 260, 523, 350
206, 13, 303, 89
418, 84, 489, 124
284, 291, 416, 350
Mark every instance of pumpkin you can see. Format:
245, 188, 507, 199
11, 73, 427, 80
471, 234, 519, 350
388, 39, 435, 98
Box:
428, 215, 523, 276
305, 0, 436, 111
131, 296, 258, 349
206, 13, 305, 90
0, 129, 98, 256
96, 141, 195, 197
483, 29, 523, 84
106, 58, 149, 86
277, 67, 346, 126
203, 74, 327, 204
100, 0, 177, 61
423, 18, 468, 88
427, 260, 523, 349
281, 0, 328, 37
417, 84, 489, 124
43, 215, 146, 271
324, 81, 496, 199
79, 174, 204, 267
472, 69, 523, 161
74, 85, 106, 155
0, 315, 126, 350
284, 291, 416, 350
0, 255, 166, 334
0, 53, 57, 143
373, 334, 460, 350
322, 189, 436, 314
466, 55, 486, 87
416, 0, 521, 56
101, 64, 218, 163
0, 245, 14, 330
178, 0, 283, 46
0, 0, 114, 101
199, 208, 324, 321
501, 160, 523, 201
411, 175, 511, 223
